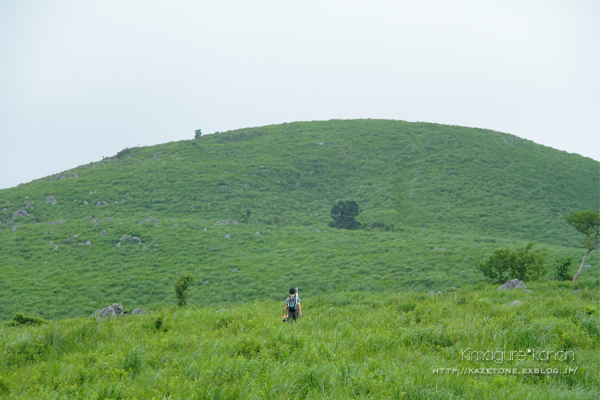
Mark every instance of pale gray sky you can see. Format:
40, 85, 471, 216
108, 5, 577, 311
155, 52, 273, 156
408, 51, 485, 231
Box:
1, 1, 598, 189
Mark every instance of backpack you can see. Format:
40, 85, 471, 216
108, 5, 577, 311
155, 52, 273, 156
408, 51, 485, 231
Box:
288, 295, 298, 312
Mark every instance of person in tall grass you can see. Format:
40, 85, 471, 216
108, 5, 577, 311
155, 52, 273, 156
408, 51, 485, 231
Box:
283, 288, 302, 322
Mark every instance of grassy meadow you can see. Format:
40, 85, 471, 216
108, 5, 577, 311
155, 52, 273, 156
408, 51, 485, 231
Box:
0, 283, 597, 399
0, 119, 598, 398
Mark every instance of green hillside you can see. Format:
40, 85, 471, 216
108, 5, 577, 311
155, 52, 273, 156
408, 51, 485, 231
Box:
0, 119, 598, 320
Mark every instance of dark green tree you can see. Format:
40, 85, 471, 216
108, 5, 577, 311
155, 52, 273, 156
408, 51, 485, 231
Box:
194, 129, 202, 139
329, 200, 361, 229
565, 210, 600, 282
174, 273, 195, 306
476, 243, 546, 283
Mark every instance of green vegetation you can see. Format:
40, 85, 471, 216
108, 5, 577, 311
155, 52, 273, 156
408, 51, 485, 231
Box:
476, 243, 547, 283
564, 210, 600, 282
0, 285, 597, 399
174, 273, 195, 307
7, 313, 47, 328
555, 257, 573, 281
0, 119, 598, 398
329, 200, 362, 230
0, 120, 597, 321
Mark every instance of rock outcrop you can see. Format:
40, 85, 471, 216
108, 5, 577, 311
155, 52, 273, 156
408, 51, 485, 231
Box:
92, 303, 124, 318
497, 279, 526, 291
12, 209, 29, 219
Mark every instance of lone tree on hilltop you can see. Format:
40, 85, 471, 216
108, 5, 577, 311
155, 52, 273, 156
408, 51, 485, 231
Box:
174, 273, 195, 306
329, 200, 362, 230
565, 210, 600, 282
194, 129, 202, 139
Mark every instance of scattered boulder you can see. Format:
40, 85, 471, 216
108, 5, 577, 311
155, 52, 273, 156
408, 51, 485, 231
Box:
434, 247, 446, 250
190, 204, 196, 209
49, 172, 78, 181
232, 268, 238, 272
89, 191, 95, 195
504, 300, 521, 307
100, 230, 107, 236
92, 303, 124, 318
498, 279, 526, 291
522, 289, 533, 293
108, 217, 113, 222
153, 189, 158, 192
116, 242, 121, 247
82, 201, 88, 205
11, 226, 17, 232
436, 291, 442, 295
224, 234, 231, 239
80, 240, 91, 245
1, 208, 6, 212
203, 228, 208, 231
138, 217, 154, 225
255, 231, 260, 235
45, 195, 57, 205
70, 234, 79, 239
142, 246, 148, 250
47, 220, 66, 225
119, 235, 141, 244
173, 223, 178, 227
426, 291, 435, 296
12, 209, 29, 219
91, 217, 100, 226
96, 201, 108, 206
132, 308, 147, 315
573, 289, 581, 293
214, 219, 238, 226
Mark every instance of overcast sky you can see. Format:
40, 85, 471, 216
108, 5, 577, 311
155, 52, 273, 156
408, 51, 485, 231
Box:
1, 1, 598, 189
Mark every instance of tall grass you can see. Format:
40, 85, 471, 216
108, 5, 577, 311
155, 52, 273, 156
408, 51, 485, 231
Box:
0, 284, 597, 399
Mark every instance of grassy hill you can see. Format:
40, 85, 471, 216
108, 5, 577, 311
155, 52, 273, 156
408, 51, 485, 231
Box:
0, 119, 598, 320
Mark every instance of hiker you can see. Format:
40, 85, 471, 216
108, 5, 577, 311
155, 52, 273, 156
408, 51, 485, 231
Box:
283, 288, 302, 322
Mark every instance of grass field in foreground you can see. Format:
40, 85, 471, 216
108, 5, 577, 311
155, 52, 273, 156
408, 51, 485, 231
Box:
0, 282, 598, 399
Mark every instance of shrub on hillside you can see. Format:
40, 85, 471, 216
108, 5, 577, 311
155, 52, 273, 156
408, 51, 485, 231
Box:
476, 243, 546, 283
8, 313, 47, 327
554, 257, 572, 281
174, 273, 195, 306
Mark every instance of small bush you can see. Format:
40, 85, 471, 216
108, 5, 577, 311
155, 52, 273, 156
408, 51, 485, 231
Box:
8, 313, 47, 327
174, 273, 194, 306
476, 243, 546, 283
555, 257, 572, 281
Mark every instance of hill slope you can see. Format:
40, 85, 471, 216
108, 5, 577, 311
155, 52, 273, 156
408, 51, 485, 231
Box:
0, 119, 598, 320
